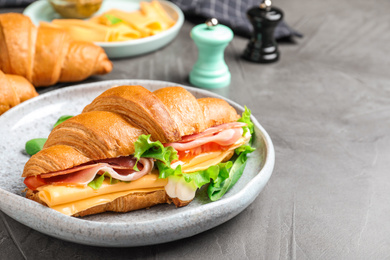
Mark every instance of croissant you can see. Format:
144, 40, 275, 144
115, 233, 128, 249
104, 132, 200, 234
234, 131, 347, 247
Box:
0, 13, 112, 87
22, 85, 250, 217
0, 70, 38, 115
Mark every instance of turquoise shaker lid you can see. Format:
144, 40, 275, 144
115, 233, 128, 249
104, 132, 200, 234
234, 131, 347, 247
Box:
189, 19, 234, 89
191, 21, 233, 44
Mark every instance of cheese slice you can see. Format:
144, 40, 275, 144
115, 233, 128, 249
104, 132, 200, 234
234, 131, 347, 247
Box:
52, 187, 163, 216
181, 151, 233, 173
38, 172, 167, 207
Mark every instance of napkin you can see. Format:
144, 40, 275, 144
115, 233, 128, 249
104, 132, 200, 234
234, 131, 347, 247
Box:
170, 0, 303, 40
0, 0, 34, 7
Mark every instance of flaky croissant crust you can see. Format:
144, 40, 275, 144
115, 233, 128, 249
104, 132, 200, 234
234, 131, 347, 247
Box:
23, 85, 239, 178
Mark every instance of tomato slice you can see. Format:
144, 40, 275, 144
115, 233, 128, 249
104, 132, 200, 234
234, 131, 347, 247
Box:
24, 176, 48, 191
177, 142, 228, 163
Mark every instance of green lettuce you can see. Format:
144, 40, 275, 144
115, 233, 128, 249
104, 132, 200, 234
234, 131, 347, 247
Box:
237, 106, 254, 139
88, 172, 119, 190
25, 138, 48, 156
183, 162, 232, 188
157, 161, 233, 189
235, 144, 256, 155
133, 134, 178, 171
53, 115, 73, 128
207, 145, 255, 201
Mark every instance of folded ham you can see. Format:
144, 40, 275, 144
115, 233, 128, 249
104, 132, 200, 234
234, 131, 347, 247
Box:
24, 156, 153, 190
165, 123, 244, 151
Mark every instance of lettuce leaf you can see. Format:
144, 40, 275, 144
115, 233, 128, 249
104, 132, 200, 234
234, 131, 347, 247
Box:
156, 161, 182, 179
25, 138, 48, 156
207, 153, 246, 201
207, 144, 255, 201
235, 144, 256, 155
88, 172, 119, 190
183, 162, 232, 188
53, 115, 73, 128
133, 134, 178, 171
237, 106, 254, 138
157, 161, 233, 189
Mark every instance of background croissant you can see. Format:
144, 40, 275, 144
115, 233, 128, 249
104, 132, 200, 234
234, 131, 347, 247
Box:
0, 13, 112, 87
0, 70, 38, 115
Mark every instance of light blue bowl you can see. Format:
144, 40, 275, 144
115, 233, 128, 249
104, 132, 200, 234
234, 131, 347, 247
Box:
23, 0, 185, 58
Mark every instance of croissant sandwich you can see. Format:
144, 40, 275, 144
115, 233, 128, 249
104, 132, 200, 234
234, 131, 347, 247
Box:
0, 70, 38, 115
22, 85, 255, 217
0, 13, 112, 87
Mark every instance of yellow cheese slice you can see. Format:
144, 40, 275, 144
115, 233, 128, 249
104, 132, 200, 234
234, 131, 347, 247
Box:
181, 150, 232, 173
52, 187, 163, 216
38, 173, 167, 207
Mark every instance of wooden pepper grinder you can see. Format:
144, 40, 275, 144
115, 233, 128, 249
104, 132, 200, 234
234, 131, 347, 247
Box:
189, 18, 234, 89
242, 0, 283, 63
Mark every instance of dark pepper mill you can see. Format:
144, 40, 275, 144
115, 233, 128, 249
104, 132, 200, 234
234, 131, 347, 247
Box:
243, 0, 283, 63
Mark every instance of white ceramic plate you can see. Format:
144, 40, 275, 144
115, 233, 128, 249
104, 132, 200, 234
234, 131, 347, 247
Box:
23, 0, 184, 58
0, 80, 274, 247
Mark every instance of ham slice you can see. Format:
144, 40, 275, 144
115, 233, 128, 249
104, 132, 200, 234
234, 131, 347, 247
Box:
179, 122, 247, 143
41, 156, 139, 178
25, 156, 153, 190
165, 127, 243, 152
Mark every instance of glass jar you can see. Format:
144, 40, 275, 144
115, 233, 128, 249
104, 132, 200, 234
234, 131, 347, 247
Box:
49, 0, 103, 19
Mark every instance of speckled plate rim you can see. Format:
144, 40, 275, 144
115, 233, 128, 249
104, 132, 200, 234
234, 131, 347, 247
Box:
0, 80, 275, 247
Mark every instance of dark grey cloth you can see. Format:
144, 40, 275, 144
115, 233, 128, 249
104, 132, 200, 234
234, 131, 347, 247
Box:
170, 0, 303, 40
0, 0, 35, 7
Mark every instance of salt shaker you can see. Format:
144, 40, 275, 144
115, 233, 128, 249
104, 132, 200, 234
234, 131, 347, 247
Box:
189, 18, 234, 89
242, 0, 283, 63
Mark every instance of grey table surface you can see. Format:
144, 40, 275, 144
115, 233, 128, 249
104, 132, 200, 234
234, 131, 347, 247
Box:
1, 0, 390, 259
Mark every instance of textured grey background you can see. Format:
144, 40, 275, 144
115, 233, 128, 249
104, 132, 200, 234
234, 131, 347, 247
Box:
1, 0, 390, 259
